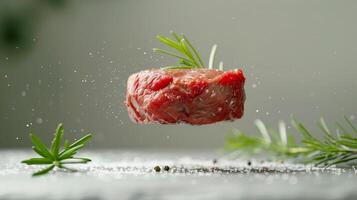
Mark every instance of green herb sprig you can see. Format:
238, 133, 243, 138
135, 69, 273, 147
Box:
224, 116, 357, 167
154, 31, 223, 70
21, 123, 92, 176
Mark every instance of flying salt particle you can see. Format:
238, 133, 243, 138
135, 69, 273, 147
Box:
143, 52, 147, 55
26, 123, 30, 127
16, 137, 19, 140
351, 115, 355, 120
137, 47, 141, 50
36, 118, 43, 124
252, 84, 257, 88
256, 109, 260, 113
89, 52, 93, 56
4, 74, 7, 78
266, 112, 270, 116
21, 91, 26, 97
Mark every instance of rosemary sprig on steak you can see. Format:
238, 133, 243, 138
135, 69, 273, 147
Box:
154, 31, 221, 70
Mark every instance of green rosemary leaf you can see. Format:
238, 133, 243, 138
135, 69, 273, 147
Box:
292, 120, 313, 139
314, 154, 340, 167
30, 133, 54, 160
32, 147, 50, 159
179, 39, 198, 67
336, 122, 349, 134
59, 144, 85, 160
68, 134, 92, 149
324, 154, 356, 168
181, 34, 204, 67
179, 59, 195, 66
170, 31, 181, 42
153, 48, 194, 65
338, 140, 357, 148
344, 116, 357, 134
51, 123, 64, 158
156, 35, 182, 52
32, 165, 55, 176
64, 139, 70, 150
341, 134, 357, 142
21, 158, 53, 165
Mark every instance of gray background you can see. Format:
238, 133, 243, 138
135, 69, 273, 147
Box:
0, 0, 356, 149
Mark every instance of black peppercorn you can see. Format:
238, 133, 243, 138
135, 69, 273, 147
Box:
154, 165, 161, 172
163, 165, 170, 171
247, 160, 252, 166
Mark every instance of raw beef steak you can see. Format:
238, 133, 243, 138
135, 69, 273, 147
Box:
126, 68, 245, 125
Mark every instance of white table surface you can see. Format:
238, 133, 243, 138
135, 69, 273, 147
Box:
0, 150, 356, 200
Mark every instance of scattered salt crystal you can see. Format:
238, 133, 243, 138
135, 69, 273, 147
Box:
36, 118, 43, 124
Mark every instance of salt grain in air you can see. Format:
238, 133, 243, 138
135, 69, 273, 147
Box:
36, 118, 43, 124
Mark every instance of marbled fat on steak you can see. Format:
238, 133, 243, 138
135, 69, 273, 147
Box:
126, 69, 245, 125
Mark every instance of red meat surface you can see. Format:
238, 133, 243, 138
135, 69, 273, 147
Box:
125, 68, 246, 125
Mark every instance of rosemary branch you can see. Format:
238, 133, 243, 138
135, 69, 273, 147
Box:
224, 116, 357, 167
154, 31, 223, 70
21, 123, 92, 176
